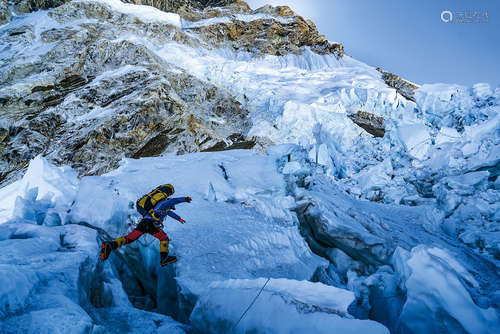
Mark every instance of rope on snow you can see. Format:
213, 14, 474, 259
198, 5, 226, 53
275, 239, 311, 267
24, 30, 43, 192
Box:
231, 277, 271, 331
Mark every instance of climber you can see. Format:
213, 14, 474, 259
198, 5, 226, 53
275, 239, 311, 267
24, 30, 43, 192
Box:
100, 184, 192, 266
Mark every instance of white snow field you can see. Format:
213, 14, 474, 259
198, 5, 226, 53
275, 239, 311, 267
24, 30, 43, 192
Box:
0, 0, 499, 333
1, 146, 499, 333
190, 278, 389, 334
1, 150, 388, 333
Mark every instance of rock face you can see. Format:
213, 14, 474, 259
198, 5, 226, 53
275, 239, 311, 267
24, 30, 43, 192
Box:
10, 0, 69, 13
7, 0, 238, 16
124, 0, 238, 12
0, 0, 347, 185
0, 0, 253, 183
184, 4, 344, 57
127, 0, 344, 57
376, 67, 419, 102
0, 0, 11, 25
348, 111, 385, 138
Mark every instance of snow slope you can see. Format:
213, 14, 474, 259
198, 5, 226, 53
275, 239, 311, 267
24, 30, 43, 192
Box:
0, 149, 391, 333
87, 0, 500, 258
190, 278, 389, 334
1, 146, 499, 333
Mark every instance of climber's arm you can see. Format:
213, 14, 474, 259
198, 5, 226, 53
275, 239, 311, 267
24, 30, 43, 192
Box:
167, 210, 185, 223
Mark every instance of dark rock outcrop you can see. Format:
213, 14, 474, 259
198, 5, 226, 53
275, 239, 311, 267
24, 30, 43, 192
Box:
0, 0, 11, 25
12, 0, 70, 13
185, 4, 344, 57
124, 0, 238, 12
376, 67, 419, 102
348, 111, 385, 138
0, 1, 250, 183
0, 0, 344, 185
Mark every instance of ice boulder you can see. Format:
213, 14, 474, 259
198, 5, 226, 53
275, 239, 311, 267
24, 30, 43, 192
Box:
296, 176, 440, 268
396, 122, 431, 160
435, 126, 461, 146
472, 83, 493, 100
354, 158, 393, 194
308, 143, 332, 167
415, 84, 474, 122
282, 161, 302, 174
392, 246, 500, 334
190, 278, 389, 334
0, 155, 79, 224
0, 221, 188, 333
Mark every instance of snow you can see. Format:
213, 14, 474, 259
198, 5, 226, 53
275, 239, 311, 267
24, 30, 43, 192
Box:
0, 217, 187, 333
396, 122, 431, 160
125, 19, 500, 222
282, 161, 301, 174
190, 278, 389, 334
80, 0, 181, 27
472, 83, 493, 100
0, 155, 79, 224
99, 150, 326, 299
181, 16, 232, 28
435, 126, 461, 146
393, 246, 500, 334
234, 13, 294, 24
0, 150, 327, 330
354, 158, 393, 193
1, 127, 499, 334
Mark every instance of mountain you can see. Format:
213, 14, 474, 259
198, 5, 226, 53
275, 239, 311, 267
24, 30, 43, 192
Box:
0, 1, 499, 333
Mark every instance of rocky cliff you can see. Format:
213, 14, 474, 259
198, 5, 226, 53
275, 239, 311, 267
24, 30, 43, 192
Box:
0, 0, 347, 185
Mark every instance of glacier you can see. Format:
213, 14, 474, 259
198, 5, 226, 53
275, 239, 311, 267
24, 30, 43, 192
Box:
1, 145, 499, 333
0, 0, 499, 333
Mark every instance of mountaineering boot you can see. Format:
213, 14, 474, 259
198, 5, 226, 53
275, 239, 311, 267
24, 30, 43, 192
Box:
100, 241, 114, 261
159, 239, 176, 266
100, 236, 126, 261
160, 252, 177, 266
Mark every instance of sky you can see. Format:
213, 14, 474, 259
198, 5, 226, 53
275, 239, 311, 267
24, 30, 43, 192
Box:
246, 0, 500, 87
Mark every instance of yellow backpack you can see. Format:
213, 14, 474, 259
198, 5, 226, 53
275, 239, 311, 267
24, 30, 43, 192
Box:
136, 184, 174, 216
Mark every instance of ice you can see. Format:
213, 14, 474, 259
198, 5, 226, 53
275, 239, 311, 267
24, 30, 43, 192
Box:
98, 150, 325, 302
296, 173, 441, 267
435, 126, 461, 146
0, 220, 187, 333
69, 175, 126, 232
22, 300, 94, 334
0, 155, 79, 224
396, 122, 431, 160
415, 84, 475, 125
282, 161, 301, 174
83, 0, 181, 27
0, 265, 39, 318
392, 246, 500, 334
1, 145, 499, 333
190, 278, 389, 334
472, 83, 493, 100
181, 16, 232, 28
439, 171, 489, 195
0, 150, 326, 326
234, 13, 294, 24
353, 159, 393, 193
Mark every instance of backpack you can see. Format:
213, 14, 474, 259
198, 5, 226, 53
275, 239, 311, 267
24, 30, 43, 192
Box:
136, 184, 175, 216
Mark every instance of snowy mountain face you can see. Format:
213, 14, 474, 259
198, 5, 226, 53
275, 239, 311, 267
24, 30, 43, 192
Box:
0, 0, 499, 333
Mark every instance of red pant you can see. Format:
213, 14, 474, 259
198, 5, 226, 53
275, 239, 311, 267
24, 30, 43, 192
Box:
124, 218, 168, 244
